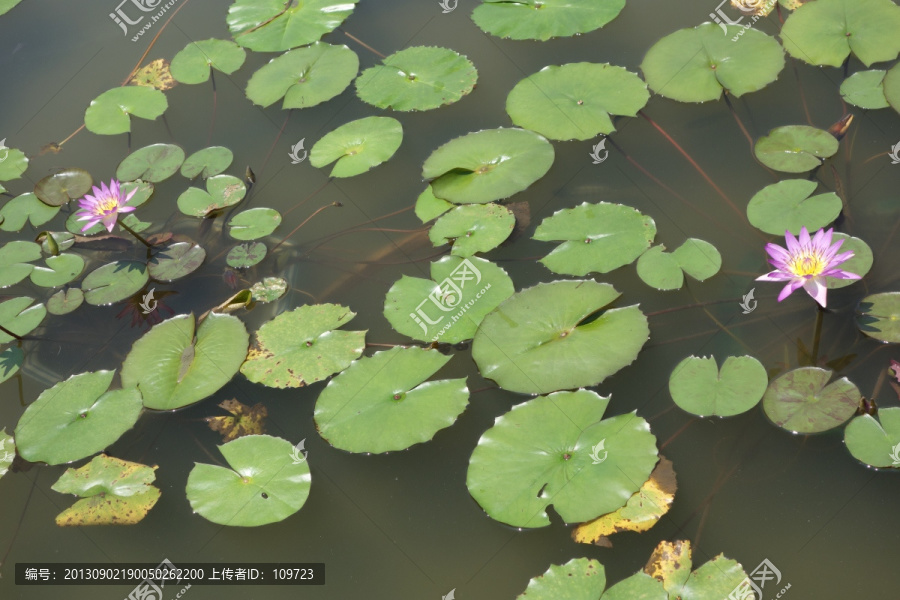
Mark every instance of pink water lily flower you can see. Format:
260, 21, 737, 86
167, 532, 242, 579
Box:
756, 227, 861, 308
75, 179, 137, 233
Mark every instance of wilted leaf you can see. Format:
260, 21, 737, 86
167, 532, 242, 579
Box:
129, 59, 177, 91
206, 398, 268, 442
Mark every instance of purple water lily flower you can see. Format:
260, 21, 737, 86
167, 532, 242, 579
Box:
75, 179, 137, 233
756, 226, 861, 308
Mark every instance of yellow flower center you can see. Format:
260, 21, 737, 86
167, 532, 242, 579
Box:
97, 197, 119, 214
788, 250, 824, 277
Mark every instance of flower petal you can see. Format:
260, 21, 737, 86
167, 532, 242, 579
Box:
785, 230, 801, 254
824, 268, 862, 280
777, 279, 805, 302
803, 277, 827, 307
757, 270, 794, 281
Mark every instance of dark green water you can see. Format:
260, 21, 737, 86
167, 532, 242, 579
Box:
1, 0, 900, 598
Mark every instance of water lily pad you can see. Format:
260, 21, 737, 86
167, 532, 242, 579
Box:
356, 46, 477, 111
117, 143, 186, 183
29, 254, 85, 288
128, 58, 175, 91
250, 277, 287, 303
472, 0, 625, 41
181, 147, 234, 180
33, 168, 93, 207
828, 233, 872, 289
856, 292, 900, 343
81, 261, 149, 306
315, 347, 469, 453
0, 297, 46, 343
245, 42, 359, 109
64, 210, 103, 235
781, 0, 900, 67
517, 558, 667, 600
423, 128, 554, 204
51, 455, 160, 526
47, 288, 84, 315
0, 240, 41, 288
641, 23, 785, 102
467, 389, 659, 527
206, 398, 268, 442
672, 238, 722, 281
384, 256, 514, 343
228, 207, 282, 240
37, 231, 75, 255
0, 347, 23, 385
844, 407, 900, 468
884, 62, 900, 114
746, 179, 843, 235
472, 280, 649, 394
310, 117, 403, 178
429, 203, 515, 257
534, 202, 657, 276
637, 239, 722, 290
227, 242, 267, 268
227, 0, 359, 52
0, 429, 15, 478
84, 86, 168, 135
148, 241, 206, 282
0, 192, 59, 232
177, 174, 247, 217
14, 370, 142, 465
643, 540, 749, 599
841, 70, 890, 109
669, 355, 768, 417
171, 38, 246, 84
121, 313, 249, 410
0, 145, 28, 181
415, 185, 452, 222
0, 0, 23, 17
119, 180, 154, 207
762, 367, 860, 433
119, 213, 150, 234
754, 126, 840, 172
241, 304, 366, 388
506, 63, 649, 140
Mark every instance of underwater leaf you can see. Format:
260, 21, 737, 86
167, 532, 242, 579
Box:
315, 347, 469, 454
129, 58, 176, 91
181, 146, 234, 179
828, 233, 872, 289
29, 253, 85, 288
0, 144, 28, 181
472, 280, 649, 394
467, 389, 659, 528
762, 367, 860, 433
844, 407, 900, 468
227, 0, 359, 52
856, 292, 900, 343
355, 46, 477, 111
205, 398, 267, 442
241, 304, 366, 388
47, 288, 84, 315
227, 242, 267, 269
415, 185, 453, 223
423, 128, 554, 204
669, 355, 768, 417
641, 23, 785, 102
228, 207, 282, 240
14, 370, 142, 465
250, 277, 287, 303
429, 203, 515, 257
0, 240, 41, 288
177, 174, 247, 217
81, 261, 149, 306
0, 429, 14, 478
34, 168, 93, 207
506, 63, 649, 140
148, 241, 206, 282
84, 86, 168, 135
121, 313, 249, 410
0, 297, 46, 343
0, 347, 24, 385
840, 70, 890, 109
0, 192, 60, 232
171, 39, 246, 84
754, 125, 840, 173
746, 179, 842, 235
310, 117, 403, 178
472, 0, 625, 41
186, 434, 311, 526
643, 540, 749, 599
116, 143, 186, 183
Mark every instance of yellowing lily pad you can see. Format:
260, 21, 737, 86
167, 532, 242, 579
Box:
205, 398, 267, 442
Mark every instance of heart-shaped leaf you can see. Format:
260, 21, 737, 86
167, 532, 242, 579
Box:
0, 241, 41, 288
29, 254, 85, 288
0, 193, 59, 232
148, 241, 206, 282
84, 86, 168, 135
844, 407, 900, 468
310, 117, 403, 178
429, 203, 515, 257
669, 355, 768, 417
177, 174, 247, 217
227, 0, 360, 52
227, 207, 282, 240
47, 288, 84, 315
754, 126, 840, 173
170, 38, 246, 84
81, 261, 149, 306
0, 297, 46, 343
746, 179, 843, 235
33, 168, 93, 207
472, 0, 626, 41
117, 143, 186, 183
762, 367, 860, 433
227, 242, 267, 268
181, 146, 234, 179
856, 292, 900, 343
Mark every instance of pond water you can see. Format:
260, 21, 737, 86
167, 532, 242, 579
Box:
1, 0, 900, 598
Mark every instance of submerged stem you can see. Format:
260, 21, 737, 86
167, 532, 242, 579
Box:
118, 219, 153, 249
811, 305, 824, 365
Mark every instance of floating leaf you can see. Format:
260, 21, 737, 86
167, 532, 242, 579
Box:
415, 185, 452, 222
856, 292, 900, 343
423, 128, 554, 204
177, 174, 247, 217
29, 254, 85, 288
844, 407, 900, 468
0, 429, 14, 478
227, 0, 360, 52
0, 192, 59, 232
315, 347, 468, 453
641, 23, 785, 102
51, 455, 160, 526
746, 179, 842, 235
116, 143, 186, 183
37, 231, 74, 255
0, 144, 28, 181
0, 240, 41, 288
0, 297, 46, 343
122, 313, 249, 411
841, 70, 890, 109
754, 126, 840, 173
506, 63, 649, 140
81, 261, 149, 306
84, 86, 168, 135
148, 241, 206, 282
206, 398, 267, 442
0, 0, 24, 17
669, 356, 768, 417
33, 168, 93, 207
637, 239, 722, 291
884, 62, 900, 114
828, 233, 872, 289
472, 0, 625, 41
516, 558, 667, 600
429, 203, 515, 257
129, 58, 176, 91
120, 180, 155, 207
228, 207, 282, 240
310, 117, 403, 178
643, 540, 749, 599
186, 434, 311, 526
47, 288, 84, 315
762, 367, 860, 433
467, 389, 659, 528
181, 147, 234, 180
171, 39, 246, 84
227, 242, 267, 268
472, 280, 649, 394
15, 370, 142, 465
241, 304, 365, 388
119, 213, 150, 234
250, 277, 287, 303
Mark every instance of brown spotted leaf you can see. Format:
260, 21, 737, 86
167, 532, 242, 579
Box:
206, 398, 267, 441
644, 539, 749, 598
129, 58, 177, 91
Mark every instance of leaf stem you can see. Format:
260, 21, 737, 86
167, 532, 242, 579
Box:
811, 304, 824, 365
118, 219, 153, 249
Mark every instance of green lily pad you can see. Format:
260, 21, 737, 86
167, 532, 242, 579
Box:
840, 70, 890, 109
0, 297, 46, 343
0, 347, 24, 385
0, 429, 15, 478
177, 174, 247, 217
884, 62, 900, 114
116, 144, 186, 183
0, 144, 28, 181
828, 233, 872, 289
467, 389, 659, 528
250, 277, 288, 303
645, 541, 749, 600
669, 355, 768, 417
181, 147, 234, 179
534, 202, 657, 276
81, 261, 149, 306
672, 238, 722, 281
754, 126, 840, 172
641, 23, 785, 102
241, 304, 366, 388
170, 38, 246, 84
120, 180, 154, 207
0, 192, 60, 232
51, 455, 160, 526
227, 242, 267, 268
47, 288, 84, 315
781, 0, 900, 67
856, 292, 900, 343
33, 168, 93, 207
84, 86, 168, 135
517, 559, 666, 600
423, 128, 554, 204
472, 0, 625, 41
415, 185, 453, 222
356, 46, 477, 111
746, 179, 843, 235
762, 367, 860, 433
119, 213, 150, 234
844, 407, 900, 468
506, 63, 649, 140
637, 239, 722, 291
227, 0, 359, 52
315, 347, 469, 453
15, 370, 142, 465
0, 0, 23, 17
429, 203, 515, 257
384, 256, 515, 343
0, 240, 41, 288
121, 313, 249, 410
472, 280, 649, 395
186, 434, 311, 526
148, 242, 206, 282
310, 117, 403, 178
29, 254, 85, 288
228, 207, 282, 240
245, 42, 359, 109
